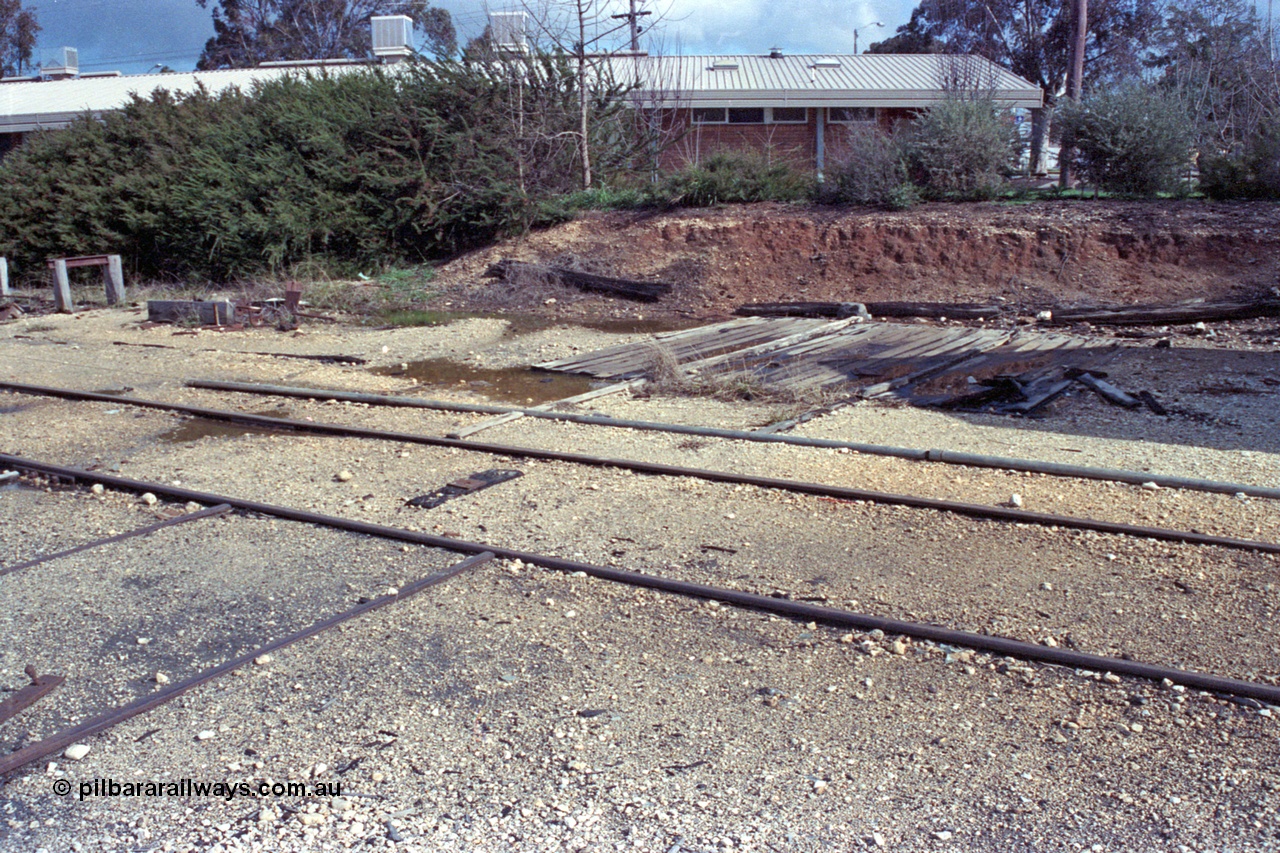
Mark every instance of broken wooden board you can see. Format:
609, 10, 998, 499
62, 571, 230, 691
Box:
538, 318, 1119, 409
535, 317, 835, 378
406, 469, 523, 509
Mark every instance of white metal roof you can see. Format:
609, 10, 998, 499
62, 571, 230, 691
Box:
0, 53, 1041, 134
0, 64, 368, 133
603, 54, 1042, 109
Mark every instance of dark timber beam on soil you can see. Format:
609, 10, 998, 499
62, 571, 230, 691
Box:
484, 259, 673, 302
1, 455, 1278, 718
3, 383, 1279, 551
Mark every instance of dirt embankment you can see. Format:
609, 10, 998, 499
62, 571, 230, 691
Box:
436, 201, 1280, 317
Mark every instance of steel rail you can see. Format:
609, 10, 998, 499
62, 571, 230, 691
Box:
0, 551, 496, 777
4, 455, 1280, 710
0, 504, 233, 578
2, 383, 1277, 555
186, 379, 1280, 502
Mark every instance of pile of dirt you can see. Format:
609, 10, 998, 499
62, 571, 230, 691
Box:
433, 200, 1280, 319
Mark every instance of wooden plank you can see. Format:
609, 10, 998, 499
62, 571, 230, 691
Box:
104, 255, 125, 305
52, 259, 72, 313
533, 318, 759, 373
679, 319, 861, 374
540, 318, 828, 378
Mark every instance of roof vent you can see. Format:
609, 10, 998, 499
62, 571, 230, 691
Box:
372, 15, 414, 62
768, 47, 784, 59
490, 12, 529, 53
43, 47, 79, 80
810, 58, 841, 69
710, 59, 740, 70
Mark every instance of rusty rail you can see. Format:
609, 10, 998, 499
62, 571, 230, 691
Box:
0, 503, 233, 578
0, 551, 495, 777
2, 454, 1279, 709
1, 383, 1276, 555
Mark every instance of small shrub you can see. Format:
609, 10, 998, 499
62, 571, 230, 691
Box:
653, 151, 815, 207
1057, 86, 1194, 196
1199, 120, 1280, 199
821, 126, 918, 208
904, 98, 1023, 199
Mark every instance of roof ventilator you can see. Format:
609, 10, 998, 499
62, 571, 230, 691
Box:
371, 15, 414, 63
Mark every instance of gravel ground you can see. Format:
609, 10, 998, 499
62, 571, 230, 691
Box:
1, 308, 1278, 853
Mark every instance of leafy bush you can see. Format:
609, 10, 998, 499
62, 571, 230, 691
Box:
904, 98, 1023, 199
820, 126, 918, 208
653, 151, 815, 207
0, 59, 624, 281
1199, 119, 1280, 199
1057, 86, 1195, 196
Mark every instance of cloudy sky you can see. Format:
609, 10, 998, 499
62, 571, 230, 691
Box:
27, 0, 919, 75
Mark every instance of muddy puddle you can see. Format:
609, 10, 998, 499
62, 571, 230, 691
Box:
157, 408, 293, 444
369, 359, 596, 406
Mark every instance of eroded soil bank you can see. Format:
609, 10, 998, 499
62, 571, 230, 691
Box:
434, 201, 1280, 318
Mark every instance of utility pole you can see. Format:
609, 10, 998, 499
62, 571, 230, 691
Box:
1059, 0, 1087, 189
611, 0, 651, 53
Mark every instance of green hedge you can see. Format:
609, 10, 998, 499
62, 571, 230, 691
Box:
0, 61, 602, 281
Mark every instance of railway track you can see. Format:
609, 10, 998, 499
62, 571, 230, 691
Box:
2, 447, 1279, 780
2, 382, 1276, 555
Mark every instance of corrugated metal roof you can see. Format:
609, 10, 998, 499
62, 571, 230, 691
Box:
604, 54, 1042, 108
0, 53, 1041, 134
0, 64, 368, 133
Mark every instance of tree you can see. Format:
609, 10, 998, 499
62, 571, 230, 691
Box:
0, 0, 38, 78
1147, 0, 1279, 153
868, 0, 1160, 173
195, 0, 456, 69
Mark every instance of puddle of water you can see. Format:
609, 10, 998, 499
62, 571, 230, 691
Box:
369, 359, 596, 406
157, 409, 291, 444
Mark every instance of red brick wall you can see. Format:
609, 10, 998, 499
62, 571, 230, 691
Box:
653, 108, 914, 172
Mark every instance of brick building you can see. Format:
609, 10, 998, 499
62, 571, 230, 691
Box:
603, 53, 1043, 178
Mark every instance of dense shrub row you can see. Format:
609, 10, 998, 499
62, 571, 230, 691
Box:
0, 60, 608, 281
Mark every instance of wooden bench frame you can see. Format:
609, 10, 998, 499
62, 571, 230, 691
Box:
48, 254, 125, 312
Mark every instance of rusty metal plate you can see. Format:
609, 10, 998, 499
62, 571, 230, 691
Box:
407, 469, 523, 509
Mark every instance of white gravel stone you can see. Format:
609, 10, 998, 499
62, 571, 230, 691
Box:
63, 745, 90, 761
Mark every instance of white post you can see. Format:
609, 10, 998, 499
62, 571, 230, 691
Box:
104, 255, 125, 304
0, 257, 8, 297
52, 259, 72, 313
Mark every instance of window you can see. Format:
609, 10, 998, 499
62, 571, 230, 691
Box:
769, 107, 807, 123
727, 108, 765, 124
693, 107, 807, 125
829, 107, 877, 123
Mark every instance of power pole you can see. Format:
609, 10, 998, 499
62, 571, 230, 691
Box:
1059, 0, 1087, 189
611, 0, 651, 53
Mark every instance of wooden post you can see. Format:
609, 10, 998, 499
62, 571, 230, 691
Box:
104, 255, 125, 305
52, 259, 72, 313
0, 257, 8, 297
